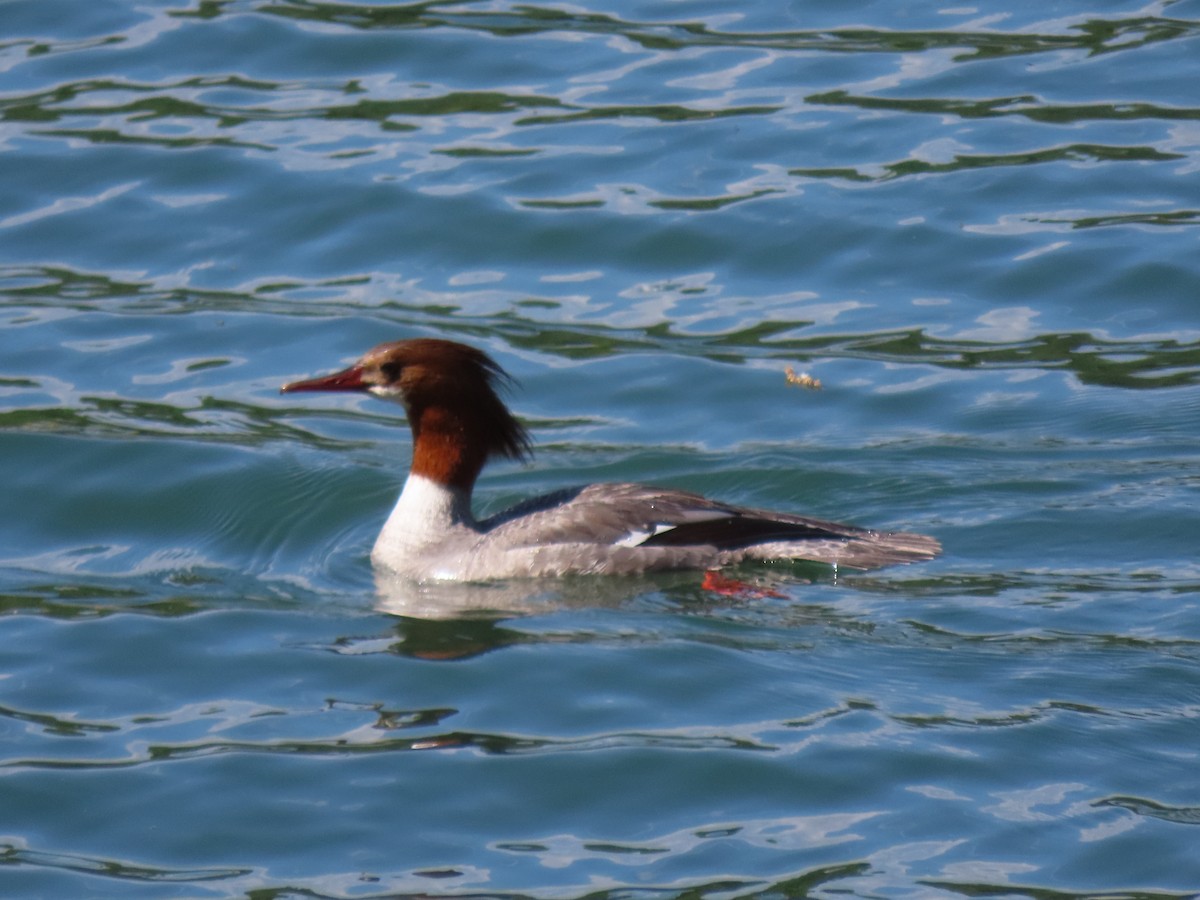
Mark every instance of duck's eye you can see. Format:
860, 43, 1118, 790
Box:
379, 362, 402, 381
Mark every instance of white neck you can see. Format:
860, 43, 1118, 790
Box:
373, 473, 478, 564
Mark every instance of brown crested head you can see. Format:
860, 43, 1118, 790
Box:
283, 338, 531, 490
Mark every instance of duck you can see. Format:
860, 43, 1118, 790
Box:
281, 338, 939, 580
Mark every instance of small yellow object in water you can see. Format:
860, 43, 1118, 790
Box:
785, 366, 822, 390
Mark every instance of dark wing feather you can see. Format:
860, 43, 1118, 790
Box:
637, 514, 852, 550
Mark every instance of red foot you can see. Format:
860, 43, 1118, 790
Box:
701, 571, 787, 599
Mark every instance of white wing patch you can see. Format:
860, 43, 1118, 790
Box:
614, 522, 678, 548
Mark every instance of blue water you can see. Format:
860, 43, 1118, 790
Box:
3, 0, 1200, 897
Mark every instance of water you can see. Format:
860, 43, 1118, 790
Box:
3, 0, 1200, 897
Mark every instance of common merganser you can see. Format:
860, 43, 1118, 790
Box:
281, 339, 940, 581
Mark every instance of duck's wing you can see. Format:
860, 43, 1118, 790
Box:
480, 483, 939, 571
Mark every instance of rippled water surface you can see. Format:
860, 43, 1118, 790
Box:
3, 1, 1200, 897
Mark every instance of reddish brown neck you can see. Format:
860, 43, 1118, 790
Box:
406, 404, 490, 493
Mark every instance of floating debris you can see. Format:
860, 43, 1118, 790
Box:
785, 366, 822, 390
